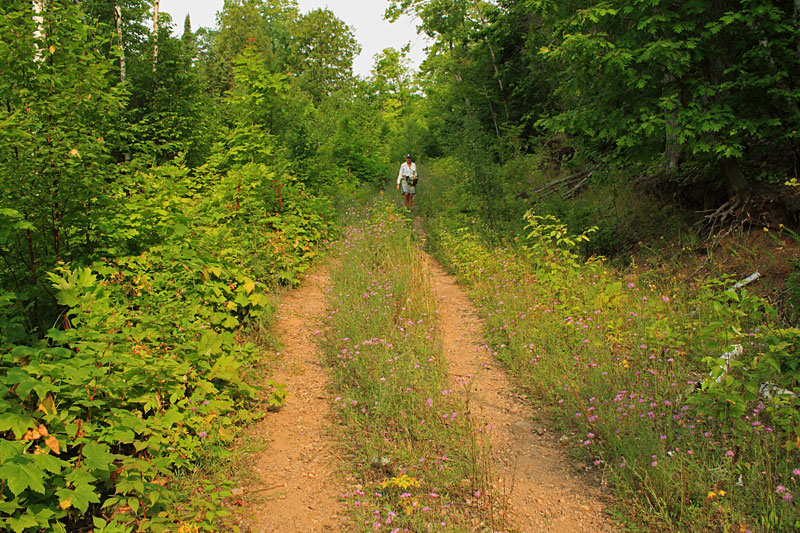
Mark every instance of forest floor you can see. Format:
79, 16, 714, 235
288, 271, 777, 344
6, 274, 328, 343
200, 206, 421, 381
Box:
235, 220, 615, 532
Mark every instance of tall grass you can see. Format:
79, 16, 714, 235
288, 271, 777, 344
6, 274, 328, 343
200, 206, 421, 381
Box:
322, 202, 490, 531
425, 216, 800, 532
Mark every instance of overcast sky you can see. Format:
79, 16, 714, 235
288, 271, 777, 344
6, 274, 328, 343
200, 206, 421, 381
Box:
159, 0, 429, 76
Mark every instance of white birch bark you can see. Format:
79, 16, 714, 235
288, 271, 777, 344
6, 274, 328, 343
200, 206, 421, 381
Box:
152, 0, 160, 71
32, 0, 45, 63
114, 5, 127, 82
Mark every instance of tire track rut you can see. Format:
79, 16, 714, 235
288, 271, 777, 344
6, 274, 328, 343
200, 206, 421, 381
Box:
238, 270, 350, 532
419, 228, 616, 532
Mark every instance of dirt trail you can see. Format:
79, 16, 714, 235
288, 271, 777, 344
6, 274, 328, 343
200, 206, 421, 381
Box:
417, 226, 615, 531
238, 270, 350, 532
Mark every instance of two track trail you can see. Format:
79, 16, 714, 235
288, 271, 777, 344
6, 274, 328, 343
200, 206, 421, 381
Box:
238, 270, 350, 532
416, 221, 615, 532
237, 224, 614, 532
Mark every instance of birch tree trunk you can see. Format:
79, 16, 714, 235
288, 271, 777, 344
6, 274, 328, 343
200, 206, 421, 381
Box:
114, 5, 126, 83
32, 0, 45, 63
152, 0, 160, 71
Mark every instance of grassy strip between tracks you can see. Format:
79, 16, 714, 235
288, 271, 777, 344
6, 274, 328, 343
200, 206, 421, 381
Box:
321, 201, 493, 532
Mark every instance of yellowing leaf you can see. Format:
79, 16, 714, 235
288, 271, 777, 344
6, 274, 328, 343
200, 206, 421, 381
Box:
38, 395, 57, 416
37, 424, 49, 437
45, 435, 60, 455
49, 45, 55, 54
242, 277, 256, 295
69, 148, 80, 158
59, 498, 72, 510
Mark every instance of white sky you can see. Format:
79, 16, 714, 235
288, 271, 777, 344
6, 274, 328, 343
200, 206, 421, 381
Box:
159, 0, 429, 76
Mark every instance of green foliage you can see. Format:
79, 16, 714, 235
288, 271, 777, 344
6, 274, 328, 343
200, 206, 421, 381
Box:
289, 8, 361, 102
523, 210, 597, 270
402, 0, 799, 213
533, 0, 800, 190
0, 254, 265, 530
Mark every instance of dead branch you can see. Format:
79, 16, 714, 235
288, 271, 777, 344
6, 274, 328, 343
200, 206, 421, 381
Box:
532, 167, 597, 199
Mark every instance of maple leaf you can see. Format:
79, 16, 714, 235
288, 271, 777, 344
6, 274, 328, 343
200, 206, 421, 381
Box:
242, 277, 256, 294
0, 459, 46, 496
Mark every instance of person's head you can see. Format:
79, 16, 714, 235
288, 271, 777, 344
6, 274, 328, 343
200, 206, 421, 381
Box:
406, 154, 412, 163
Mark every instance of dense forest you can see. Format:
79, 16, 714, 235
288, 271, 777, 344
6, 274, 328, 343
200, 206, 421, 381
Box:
1, 0, 800, 531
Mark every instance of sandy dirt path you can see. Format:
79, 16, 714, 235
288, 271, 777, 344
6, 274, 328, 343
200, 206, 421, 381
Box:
420, 240, 616, 532
238, 270, 350, 532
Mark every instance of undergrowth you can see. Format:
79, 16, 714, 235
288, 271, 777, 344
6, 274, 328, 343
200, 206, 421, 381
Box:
0, 150, 330, 531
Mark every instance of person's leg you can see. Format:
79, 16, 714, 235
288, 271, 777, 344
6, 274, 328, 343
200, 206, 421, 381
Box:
408, 193, 414, 210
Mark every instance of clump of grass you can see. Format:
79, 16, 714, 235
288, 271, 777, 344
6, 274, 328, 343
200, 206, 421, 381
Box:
426, 213, 800, 533
322, 202, 490, 531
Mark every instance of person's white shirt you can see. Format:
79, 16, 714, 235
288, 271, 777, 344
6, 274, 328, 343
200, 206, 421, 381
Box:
397, 162, 417, 185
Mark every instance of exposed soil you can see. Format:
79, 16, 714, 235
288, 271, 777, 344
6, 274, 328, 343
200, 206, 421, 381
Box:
237, 270, 350, 532
416, 221, 617, 532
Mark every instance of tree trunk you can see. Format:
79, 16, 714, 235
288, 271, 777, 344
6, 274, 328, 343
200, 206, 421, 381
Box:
152, 0, 160, 72
484, 90, 501, 139
472, 0, 510, 120
796, 0, 800, 52
721, 157, 748, 197
114, 5, 126, 83
32, 0, 45, 63
25, 219, 38, 325
664, 115, 680, 170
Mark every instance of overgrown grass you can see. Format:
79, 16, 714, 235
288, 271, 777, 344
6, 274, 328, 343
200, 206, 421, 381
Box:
322, 201, 490, 531
424, 214, 800, 532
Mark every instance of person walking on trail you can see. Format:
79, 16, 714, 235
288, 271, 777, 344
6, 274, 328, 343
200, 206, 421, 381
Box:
397, 154, 418, 210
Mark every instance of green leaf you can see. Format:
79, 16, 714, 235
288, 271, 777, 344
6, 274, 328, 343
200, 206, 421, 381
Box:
197, 331, 224, 357
173, 222, 189, 237
0, 412, 34, 439
83, 442, 114, 472
7, 511, 40, 533
33, 453, 66, 475
58, 481, 101, 513
0, 458, 47, 496
209, 355, 242, 383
